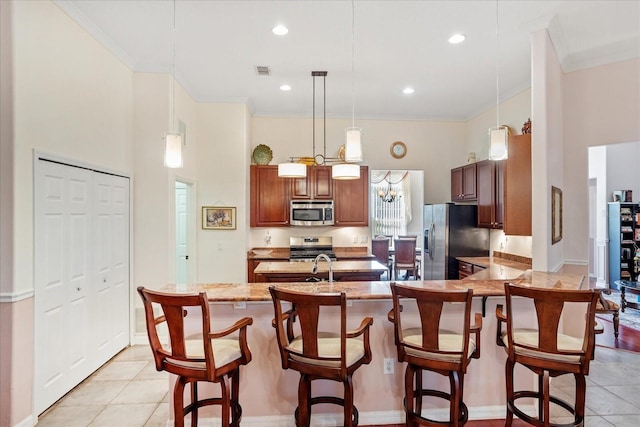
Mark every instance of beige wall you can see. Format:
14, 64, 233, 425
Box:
563, 58, 640, 265
531, 29, 566, 272
196, 103, 250, 283
4, 1, 135, 424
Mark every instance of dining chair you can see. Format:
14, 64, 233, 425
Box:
372, 237, 392, 280
394, 238, 419, 280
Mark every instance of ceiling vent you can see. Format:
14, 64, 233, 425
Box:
256, 66, 270, 76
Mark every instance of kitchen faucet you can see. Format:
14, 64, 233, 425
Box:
312, 253, 333, 283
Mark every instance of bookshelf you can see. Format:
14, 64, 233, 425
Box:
608, 202, 640, 288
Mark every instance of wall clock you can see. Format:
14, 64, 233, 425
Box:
390, 141, 407, 159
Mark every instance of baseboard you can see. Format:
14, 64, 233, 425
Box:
13, 415, 34, 427
186, 405, 536, 426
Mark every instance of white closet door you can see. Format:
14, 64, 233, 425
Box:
34, 161, 93, 414
93, 172, 130, 365
34, 160, 130, 415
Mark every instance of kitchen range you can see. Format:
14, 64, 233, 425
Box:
288, 236, 337, 262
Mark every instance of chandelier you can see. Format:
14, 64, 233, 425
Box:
378, 182, 399, 203
277, 71, 360, 180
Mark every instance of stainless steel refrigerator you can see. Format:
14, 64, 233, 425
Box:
423, 203, 489, 280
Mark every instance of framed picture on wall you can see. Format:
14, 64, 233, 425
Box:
551, 186, 562, 244
202, 206, 236, 230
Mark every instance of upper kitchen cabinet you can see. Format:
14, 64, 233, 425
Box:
451, 163, 477, 201
503, 134, 532, 235
476, 159, 504, 229
250, 165, 290, 227
290, 166, 333, 200
334, 166, 369, 226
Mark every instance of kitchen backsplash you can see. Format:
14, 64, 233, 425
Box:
249, 226, 371, 248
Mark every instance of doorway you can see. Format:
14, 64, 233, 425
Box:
175, 180, 194, 284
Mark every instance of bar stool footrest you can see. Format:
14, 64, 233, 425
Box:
294, 396, 359, 427
509, 390, 583, 427
404, 389, 469, 426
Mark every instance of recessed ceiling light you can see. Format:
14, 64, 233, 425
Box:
272, 25, 288, 36
403, 87, 415, 94
280, 85, 291, 91
448, 33, 466, 44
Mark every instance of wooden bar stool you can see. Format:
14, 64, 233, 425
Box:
388, 283, 482, 427
138, 287, 253, 427
495, 283, 600, 427
269, 286, 373, 427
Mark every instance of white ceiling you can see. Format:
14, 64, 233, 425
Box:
55, 0, 639, 121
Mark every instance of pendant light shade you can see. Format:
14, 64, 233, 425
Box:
332, 163, 360, 180
278, 162, 307, 178
164, 132, 183, 168
489, 127, 508, 160
345, 127, 362, 162
164, 0, 183, 168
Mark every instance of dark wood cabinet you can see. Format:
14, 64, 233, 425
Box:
503, 134, 531, 236
250, 165, 290, 227
477, 159, 504, 229
451, 163, 477, 201
291, 166, 333, 199
458, 260, 486, 279
458, 261, 473, 279
333, 166, 369, 226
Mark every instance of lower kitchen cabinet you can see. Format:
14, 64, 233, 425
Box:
458, 260, 486, 279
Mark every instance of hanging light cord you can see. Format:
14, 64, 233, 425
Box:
495, 0, 499, 129
351, 0, 356, 129
171, 0, 176, 131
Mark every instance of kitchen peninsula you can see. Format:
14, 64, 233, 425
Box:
161, 270, 586, 425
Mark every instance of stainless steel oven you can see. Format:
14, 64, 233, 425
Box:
290, 200, 334, 226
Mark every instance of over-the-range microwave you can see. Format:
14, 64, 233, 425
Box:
290, 200, 334, 226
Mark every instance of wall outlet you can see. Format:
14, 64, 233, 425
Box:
233, 302, 246, 309
383, 358, 394, 374
353, 236, 359, 244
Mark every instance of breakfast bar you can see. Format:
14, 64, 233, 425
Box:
160, 271, 585, 425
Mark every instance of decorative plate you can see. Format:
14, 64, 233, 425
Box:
338, 145, 346, 161
252, 144, 273, 165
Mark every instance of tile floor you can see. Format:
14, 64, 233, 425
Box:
37, 345, 640, 426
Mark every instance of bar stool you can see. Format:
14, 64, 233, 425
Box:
388, 283, 482, 426
495, 283, 600, 427
269, 285, 373, 427
138, 287, 253, 427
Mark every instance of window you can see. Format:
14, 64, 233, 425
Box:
371, 171, 412, 238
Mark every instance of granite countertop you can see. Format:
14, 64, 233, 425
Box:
456, 255, 532, 281
254, 260, 387, 274
161, 270, 584, 302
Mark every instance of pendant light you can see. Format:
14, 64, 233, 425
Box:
164, 0, 183, 168
278, 71, 360, 179
488, 0, 508, 161
343, 0, 362, 163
